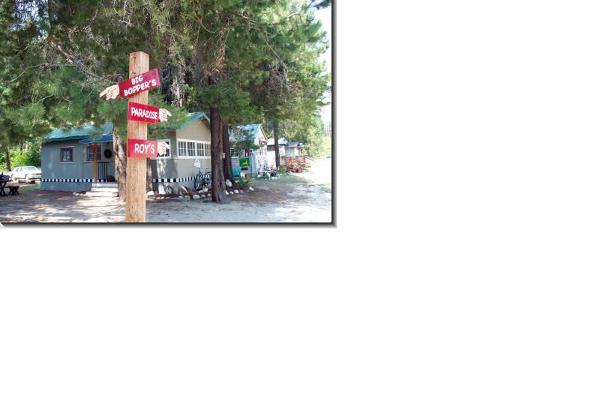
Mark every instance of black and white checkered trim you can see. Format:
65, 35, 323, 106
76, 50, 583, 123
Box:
42, 176, 197, 183
41, 178, 109, 183
152, 176, 195, 183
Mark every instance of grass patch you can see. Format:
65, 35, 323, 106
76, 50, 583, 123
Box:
253, 176, 306, 188
17, 183, 40, 192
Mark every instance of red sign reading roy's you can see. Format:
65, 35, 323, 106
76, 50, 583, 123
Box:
128, 102, 161, 123
128, 138, 158, 159
119, 68, 161, 98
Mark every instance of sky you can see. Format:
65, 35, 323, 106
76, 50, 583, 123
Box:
316, 6, 332, 127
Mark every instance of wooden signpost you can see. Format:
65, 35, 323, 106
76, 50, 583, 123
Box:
99, 51, 172, 223
125, 52, 150, 223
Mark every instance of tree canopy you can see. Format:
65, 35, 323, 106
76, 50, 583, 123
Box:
1, 0, 330, 189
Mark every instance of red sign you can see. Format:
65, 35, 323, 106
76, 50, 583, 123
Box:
128, 138, 158, 159
128, 102, 161, 123
118, 68, 161, 98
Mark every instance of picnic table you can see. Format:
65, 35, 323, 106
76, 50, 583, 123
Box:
0, 177, 18, 196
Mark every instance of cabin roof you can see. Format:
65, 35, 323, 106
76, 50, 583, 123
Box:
230, 124, 266, 145
43, 112, 210, 144
44, 123, 113, 143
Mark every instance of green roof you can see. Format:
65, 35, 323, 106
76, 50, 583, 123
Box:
45, 112, 209, 142
229, 124, 264, 144
177, 112, 210, 129
44, 123, 113, 143
149, 111, 210, 134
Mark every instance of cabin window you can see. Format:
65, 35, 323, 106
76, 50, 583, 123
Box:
157, 139, 171, 159
197, 142, 210, 157
177, 140, 187, 157
187, 141, 196, 157
85, 145, 101, 162
60, 147, 73, 162
177, 139, 211, 158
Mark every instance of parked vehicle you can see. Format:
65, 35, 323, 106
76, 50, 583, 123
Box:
10, 166, 41, 183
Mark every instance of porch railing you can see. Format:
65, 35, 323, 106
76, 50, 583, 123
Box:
96, 161, 109, 181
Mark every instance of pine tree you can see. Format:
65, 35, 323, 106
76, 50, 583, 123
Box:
5, 0, 330, 202
0, 0, 48, 170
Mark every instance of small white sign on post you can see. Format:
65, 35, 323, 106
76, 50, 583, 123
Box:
157, 141, 170, 156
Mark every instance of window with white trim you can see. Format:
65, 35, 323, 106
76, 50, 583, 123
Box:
197, 142, 209, 157
187, 141, 195, 157
178, 140, 187, 157
177, 139, 210, 159
157, 139, 171, 159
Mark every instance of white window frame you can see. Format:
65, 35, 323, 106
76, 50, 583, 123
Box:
156, 139, 171, 159
187, 141, 196, 157
177, 139, 210, 159
178, 140, 187, 157
60, 147, 74, 163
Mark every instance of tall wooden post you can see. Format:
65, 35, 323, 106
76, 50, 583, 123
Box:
125, 51, 149, 222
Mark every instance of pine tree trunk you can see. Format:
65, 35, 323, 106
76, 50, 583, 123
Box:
222, 121, 233, 181
171, 73, 184, 107
210, 106, 226, 203
273, 120, 280, 169
2, 142, 11, 172
113, 133, 127, 201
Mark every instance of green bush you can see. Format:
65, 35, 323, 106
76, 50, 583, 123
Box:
233, 176, 252, 188
10, 146, 41, 168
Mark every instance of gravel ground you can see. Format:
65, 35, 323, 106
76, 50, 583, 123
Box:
0, 158, 332, 224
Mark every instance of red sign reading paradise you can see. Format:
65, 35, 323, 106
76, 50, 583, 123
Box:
118, 68, 161, 98
128, 102, 161, 123
127, 138, 158, 159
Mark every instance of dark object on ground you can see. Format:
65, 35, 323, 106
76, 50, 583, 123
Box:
8, 185, 19, 195
0, 176, 9, 196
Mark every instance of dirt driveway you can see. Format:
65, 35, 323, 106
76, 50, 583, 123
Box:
0, 159, 332, 224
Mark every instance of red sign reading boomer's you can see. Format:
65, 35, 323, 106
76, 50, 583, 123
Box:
118, 68, 161, 98
128, 102, 161, 123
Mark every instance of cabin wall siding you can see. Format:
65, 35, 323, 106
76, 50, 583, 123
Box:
41, 141, 115, 191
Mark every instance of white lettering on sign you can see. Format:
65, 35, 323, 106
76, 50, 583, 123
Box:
123, 79, 157, 97
134, 142, 156, 155
130, 106, 159, 120
131, 75, 144, 85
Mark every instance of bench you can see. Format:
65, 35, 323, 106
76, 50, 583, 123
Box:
7, 185, 19, 195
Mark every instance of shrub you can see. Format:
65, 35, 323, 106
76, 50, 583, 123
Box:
233, 176, 251, 189
10, 145, 41, 168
